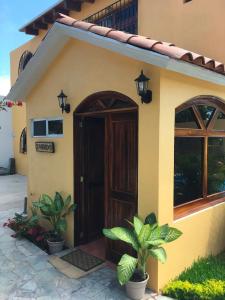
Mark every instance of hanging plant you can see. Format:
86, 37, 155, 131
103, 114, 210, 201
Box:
0, 100, 23, 111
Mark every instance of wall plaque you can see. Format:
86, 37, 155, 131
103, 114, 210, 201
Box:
35, 142, 55, 153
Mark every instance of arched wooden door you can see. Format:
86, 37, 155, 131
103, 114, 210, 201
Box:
74, 91, 138, 262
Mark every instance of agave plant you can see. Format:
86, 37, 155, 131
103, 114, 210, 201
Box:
103, 213, 182, 285
33, 192, 76, 240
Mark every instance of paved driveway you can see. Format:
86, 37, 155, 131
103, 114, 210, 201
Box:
0, 175, 171, 300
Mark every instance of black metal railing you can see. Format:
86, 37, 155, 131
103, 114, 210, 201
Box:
84, 0, 138, 34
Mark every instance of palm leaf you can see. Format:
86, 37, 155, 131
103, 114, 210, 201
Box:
164, 227, 182, 243
146, 239, 165, 247
149, 247, 167, 263
103, 228, 118, 240
111, 227, 139, 251
138, 224, 151, 245
133, 216, 143, 235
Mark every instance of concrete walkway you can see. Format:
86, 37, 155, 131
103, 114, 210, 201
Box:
0, 174, 27, 211
0, 175, 172, 300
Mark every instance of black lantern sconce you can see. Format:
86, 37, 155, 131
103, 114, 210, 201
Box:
135, 70, 152, 104
57, 90, 70, 113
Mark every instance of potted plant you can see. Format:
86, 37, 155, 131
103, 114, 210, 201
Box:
103, 213, 182, 300
33, 192, 76, 254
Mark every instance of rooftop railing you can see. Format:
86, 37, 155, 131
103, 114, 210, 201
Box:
84, 0, 138, 34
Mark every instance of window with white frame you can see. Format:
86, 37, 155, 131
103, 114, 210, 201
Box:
31, 118, 63, 137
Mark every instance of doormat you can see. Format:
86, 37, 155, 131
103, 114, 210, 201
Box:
61, 249, 105, 272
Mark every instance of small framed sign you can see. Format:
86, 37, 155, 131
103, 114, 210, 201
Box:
35, 142, 55, 153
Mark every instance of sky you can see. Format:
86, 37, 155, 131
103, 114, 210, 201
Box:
0, 0, 58, 95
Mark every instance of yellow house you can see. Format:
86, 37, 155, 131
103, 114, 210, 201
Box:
8, 0, 225, 292
11, 0, 225, 176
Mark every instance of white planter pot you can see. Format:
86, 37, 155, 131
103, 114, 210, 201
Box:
125, 273, 149, 300
47, 239, 64, 254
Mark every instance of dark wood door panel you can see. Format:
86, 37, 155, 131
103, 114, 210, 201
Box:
111, 120, 137, 194
106, 111, 138, 261
107, 198, 136, 262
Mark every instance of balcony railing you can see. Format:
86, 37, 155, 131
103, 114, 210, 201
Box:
84, 0, 138, 34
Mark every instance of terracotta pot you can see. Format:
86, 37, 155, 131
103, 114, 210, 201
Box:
125, 273, 149, 300
47, 239, 64, 254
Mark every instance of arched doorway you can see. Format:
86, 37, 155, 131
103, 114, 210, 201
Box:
74, 91, 138, 262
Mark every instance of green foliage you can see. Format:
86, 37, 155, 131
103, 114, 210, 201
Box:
103, 213, 182, 285
177, 253, 225, 283
163, 253, 225, 300
4, 209, 39, 238
33, 192, 76, 239
163, 280, 225, 300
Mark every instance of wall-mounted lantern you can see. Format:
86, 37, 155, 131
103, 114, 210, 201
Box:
57, 90, 70, 113
135, 70, 152, 104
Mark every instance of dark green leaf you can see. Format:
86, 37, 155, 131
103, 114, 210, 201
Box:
56, 218, 67, 234
54, 192, 64, 211
64, 195, 72, 208
145, 213, 157, 225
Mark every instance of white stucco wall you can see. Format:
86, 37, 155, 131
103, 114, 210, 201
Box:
0, 96, 13, 168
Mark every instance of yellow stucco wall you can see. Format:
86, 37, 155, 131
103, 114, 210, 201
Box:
139, 0, 225, 63
157, 69, 225, 291
10, 33, 47, 175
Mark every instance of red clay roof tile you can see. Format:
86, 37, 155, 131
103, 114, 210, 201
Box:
128, 36, 161, 50
74, 20, 94, 31
56, 14, 225, 76
89, 25, 114, 37
106, 31, 136, 43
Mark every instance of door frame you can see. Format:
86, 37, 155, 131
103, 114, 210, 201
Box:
73, 91, 138, 247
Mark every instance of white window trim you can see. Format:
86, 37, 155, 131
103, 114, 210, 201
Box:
31, 117, 64, 138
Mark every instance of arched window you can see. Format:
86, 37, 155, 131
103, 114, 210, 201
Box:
174, 97, 225, 217
20, 128, 27, 154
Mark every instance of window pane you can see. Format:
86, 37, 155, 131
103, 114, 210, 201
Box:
33, 120, 46, 136
197, 105, 215, 127
48, 120, 63, 135
213, 112, 225, 131
208, 137, 225, 195
174, 137, 203, 206
175, 108, 200, 129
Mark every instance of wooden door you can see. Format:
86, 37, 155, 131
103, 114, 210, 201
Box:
74, 117, 105, 245
105, 111, 138, 262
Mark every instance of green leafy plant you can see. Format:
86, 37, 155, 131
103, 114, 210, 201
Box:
33, 192, 76, 241
103, 213, 182, 285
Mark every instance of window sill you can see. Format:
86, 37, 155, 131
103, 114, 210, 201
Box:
174, 197, 225, 220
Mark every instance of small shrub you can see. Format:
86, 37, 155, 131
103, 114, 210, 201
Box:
3, 212, 40, 238
163, 279, 225, 300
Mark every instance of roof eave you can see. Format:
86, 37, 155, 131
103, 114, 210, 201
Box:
7, 22, 225, 102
